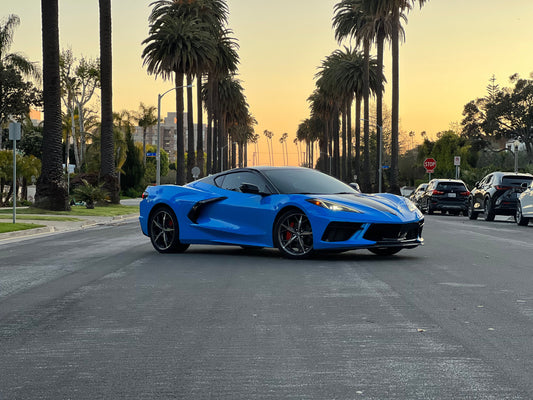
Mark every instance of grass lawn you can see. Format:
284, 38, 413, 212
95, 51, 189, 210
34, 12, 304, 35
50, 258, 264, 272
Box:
0, 204, 138, 217
0, 222, 46, 234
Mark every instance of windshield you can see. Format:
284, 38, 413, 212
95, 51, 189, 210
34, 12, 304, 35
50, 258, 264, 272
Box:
261, 168, 358, 195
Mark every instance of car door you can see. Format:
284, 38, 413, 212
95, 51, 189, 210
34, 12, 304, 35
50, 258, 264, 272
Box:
187, 171, 279, 247
475, 174, 492, 209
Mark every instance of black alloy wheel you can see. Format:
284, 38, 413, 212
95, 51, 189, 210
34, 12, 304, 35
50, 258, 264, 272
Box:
516, 203, 529, 226
468, 199, 478, 220
149, 206, 190, 253
274, 210, 314, 259
369, 247, 402, 256
483, 198, 495, 221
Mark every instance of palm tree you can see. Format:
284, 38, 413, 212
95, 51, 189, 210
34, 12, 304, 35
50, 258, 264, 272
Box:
333, 0, 376, 190
143, 3, 217, 184
0, 14, 41, 149
136, 102, 157, 166
35, 0, 69, 211
375, 0, 427, 193
99, 0, 119, 203
205, 30, 239, 173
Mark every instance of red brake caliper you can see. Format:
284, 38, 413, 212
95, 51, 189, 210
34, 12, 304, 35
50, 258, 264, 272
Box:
286, 221, 294, 241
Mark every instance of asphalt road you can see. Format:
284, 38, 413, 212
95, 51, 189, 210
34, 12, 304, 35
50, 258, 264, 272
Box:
1, 215, 533, 399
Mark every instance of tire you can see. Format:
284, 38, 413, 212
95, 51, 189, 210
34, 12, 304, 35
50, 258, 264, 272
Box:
369, 247, 402, 256
274, 209, 314, 259
468, 199, 478, 220
516, 203, 529, 226
483, 199, 495, 221
149, 206, 190, 253
427, 205, 434, 215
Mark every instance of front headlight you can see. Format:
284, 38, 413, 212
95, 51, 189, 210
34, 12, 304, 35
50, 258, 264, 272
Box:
306, 198, 362, 213
403, 197, 418, 212
403, 197, 423, 217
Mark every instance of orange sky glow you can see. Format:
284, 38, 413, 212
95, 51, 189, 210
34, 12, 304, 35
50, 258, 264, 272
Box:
4, 0, 533, 166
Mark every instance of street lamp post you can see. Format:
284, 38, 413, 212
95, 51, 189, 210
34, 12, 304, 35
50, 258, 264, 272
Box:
156, 84, 193, 186
514, 139, 520, 173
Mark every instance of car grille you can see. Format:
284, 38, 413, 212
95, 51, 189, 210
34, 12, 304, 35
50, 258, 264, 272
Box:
321, 222, 364, 242
363, 221, 423, 242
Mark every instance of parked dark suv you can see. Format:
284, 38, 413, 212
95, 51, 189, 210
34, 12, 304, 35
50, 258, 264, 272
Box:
419, 179, 469, 215
468, 172, 533, 221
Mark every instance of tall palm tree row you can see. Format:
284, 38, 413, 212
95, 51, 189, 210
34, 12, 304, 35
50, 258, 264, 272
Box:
308, 47, 380, 184
143, 0, 250, 182
35, 0, 70, 211
331, 0, 427, 192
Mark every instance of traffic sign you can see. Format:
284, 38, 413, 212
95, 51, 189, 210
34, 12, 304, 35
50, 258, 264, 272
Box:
454, 156, 461, 166
146, 152, 156, 157
424, 158, 436, 173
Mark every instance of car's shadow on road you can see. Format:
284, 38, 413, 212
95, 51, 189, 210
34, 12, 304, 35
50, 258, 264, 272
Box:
163, 245, 421, 263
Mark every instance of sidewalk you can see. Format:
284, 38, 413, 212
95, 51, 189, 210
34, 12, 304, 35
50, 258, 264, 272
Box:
0, 213, 139, 242
0, 198, 141, 242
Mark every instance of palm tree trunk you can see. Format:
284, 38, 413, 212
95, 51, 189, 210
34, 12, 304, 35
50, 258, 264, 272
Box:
341, 103, 347, 181
186, 74, 195, 182
376, 31, 385, 192
347, 100, 353, 181
362, 38, 371, 192
35, 0, 69, 211
355, 96, 362, 185
175, 72, 185, 185
196, 76, 204, 178
390, 7, 400, 194
99, 0, 119, 203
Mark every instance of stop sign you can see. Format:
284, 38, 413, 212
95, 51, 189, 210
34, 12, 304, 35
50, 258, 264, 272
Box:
424, 158, 436, 173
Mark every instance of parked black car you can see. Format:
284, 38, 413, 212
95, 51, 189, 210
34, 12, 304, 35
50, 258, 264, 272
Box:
419, 179, 469, 215
468, 172, 533, 221
409, 183, 428, 209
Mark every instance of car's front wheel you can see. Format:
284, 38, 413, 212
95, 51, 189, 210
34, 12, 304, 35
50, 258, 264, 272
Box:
483, 198, 495, 221
149, 206, 190, 253
516, 203, 529, 226
274, 210, 314, 259
369, 247, 402, 256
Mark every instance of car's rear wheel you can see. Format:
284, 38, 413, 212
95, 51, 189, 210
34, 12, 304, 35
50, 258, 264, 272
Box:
149, 206, 190, 253
274, 210, 314, 259
468, 199, 478, 220
369, 247, 402, 256
516, 203, 529, 226
483, 199, 495, 221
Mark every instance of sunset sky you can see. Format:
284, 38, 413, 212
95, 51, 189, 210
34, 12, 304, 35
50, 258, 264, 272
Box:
4, 0, 533, 165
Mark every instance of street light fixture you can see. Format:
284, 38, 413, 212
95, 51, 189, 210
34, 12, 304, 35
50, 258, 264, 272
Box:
362, 118, 383, 193
156, 84, 193, 186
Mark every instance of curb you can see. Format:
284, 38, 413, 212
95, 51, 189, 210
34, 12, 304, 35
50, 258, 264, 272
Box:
0, 226, 54, 241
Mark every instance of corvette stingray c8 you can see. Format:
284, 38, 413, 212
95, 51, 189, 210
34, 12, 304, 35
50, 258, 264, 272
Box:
139, 167, 424, 259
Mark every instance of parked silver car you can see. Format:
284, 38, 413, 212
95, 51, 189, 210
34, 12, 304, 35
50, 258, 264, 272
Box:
516, 181, 533, 226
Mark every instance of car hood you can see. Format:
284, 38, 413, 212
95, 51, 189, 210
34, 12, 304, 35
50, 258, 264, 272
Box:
305, 192, 420, 221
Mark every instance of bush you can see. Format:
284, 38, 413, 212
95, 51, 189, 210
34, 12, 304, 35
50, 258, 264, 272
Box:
73, 179, 109, 209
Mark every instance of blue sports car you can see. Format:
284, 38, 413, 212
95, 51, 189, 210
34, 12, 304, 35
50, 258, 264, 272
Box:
139, 166, 424, 258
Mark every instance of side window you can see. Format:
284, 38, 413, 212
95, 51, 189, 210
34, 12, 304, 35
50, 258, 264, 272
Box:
220, 171, 270, 193
214, 175, 225, 188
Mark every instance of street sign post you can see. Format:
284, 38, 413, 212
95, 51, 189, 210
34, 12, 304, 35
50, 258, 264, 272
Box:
424, 158, 436, 179
454, 156, 461, 179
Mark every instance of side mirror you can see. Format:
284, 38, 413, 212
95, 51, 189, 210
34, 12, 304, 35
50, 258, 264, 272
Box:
349, 182, 361, 192
240, 183, 261, 195
521, 182, 529, 189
